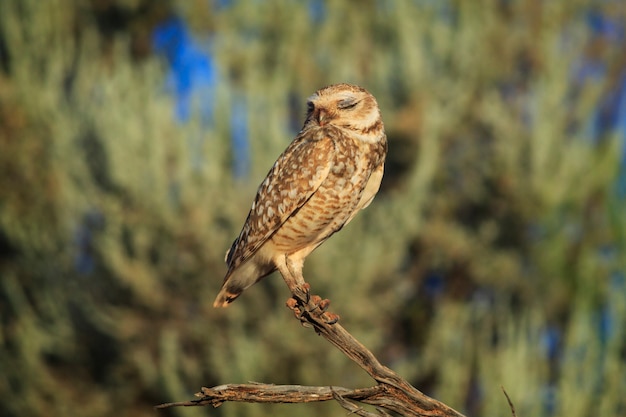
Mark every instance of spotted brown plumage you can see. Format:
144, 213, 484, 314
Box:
214, 83, 387, 307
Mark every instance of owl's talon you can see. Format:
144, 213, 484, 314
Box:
318, 298, 331, 312
290, 283, 311, 304
286, 297, 298, 310
302, 283, 311, 303
322, 312, 340, 324
308, 295, 331, 313
286, 297, 314, 327
313, 297, 339, 324
286, 292, 339, 325
309, 294, 322, 308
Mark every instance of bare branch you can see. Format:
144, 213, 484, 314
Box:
331, 387, 387, 417
155, 384, 384, 409
156, 285, 467, 417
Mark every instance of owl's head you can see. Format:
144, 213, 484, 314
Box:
305, 83, 384, 143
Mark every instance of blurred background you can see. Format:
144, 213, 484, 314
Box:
1, 0, 625, 416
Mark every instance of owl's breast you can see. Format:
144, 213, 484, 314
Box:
270, 140, 372, 254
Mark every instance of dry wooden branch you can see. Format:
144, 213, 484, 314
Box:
156, 286, 467, 417
155, 384, 383, 408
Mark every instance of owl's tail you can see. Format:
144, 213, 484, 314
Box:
213, 257, 275, 308
213, 287, 241, 308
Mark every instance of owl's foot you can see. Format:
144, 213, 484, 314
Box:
321, 310, 340, 325
292, 282, 311, 304
286, 290, 340, 325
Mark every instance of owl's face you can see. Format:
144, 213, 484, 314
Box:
304, 83, 383, 143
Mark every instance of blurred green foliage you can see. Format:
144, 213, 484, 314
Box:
1, 1, 625, 417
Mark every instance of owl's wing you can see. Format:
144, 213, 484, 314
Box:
225, 130, 335, 273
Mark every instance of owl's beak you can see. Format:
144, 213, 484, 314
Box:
317, 109, 327, 126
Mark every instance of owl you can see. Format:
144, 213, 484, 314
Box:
213, 83, 387, 308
